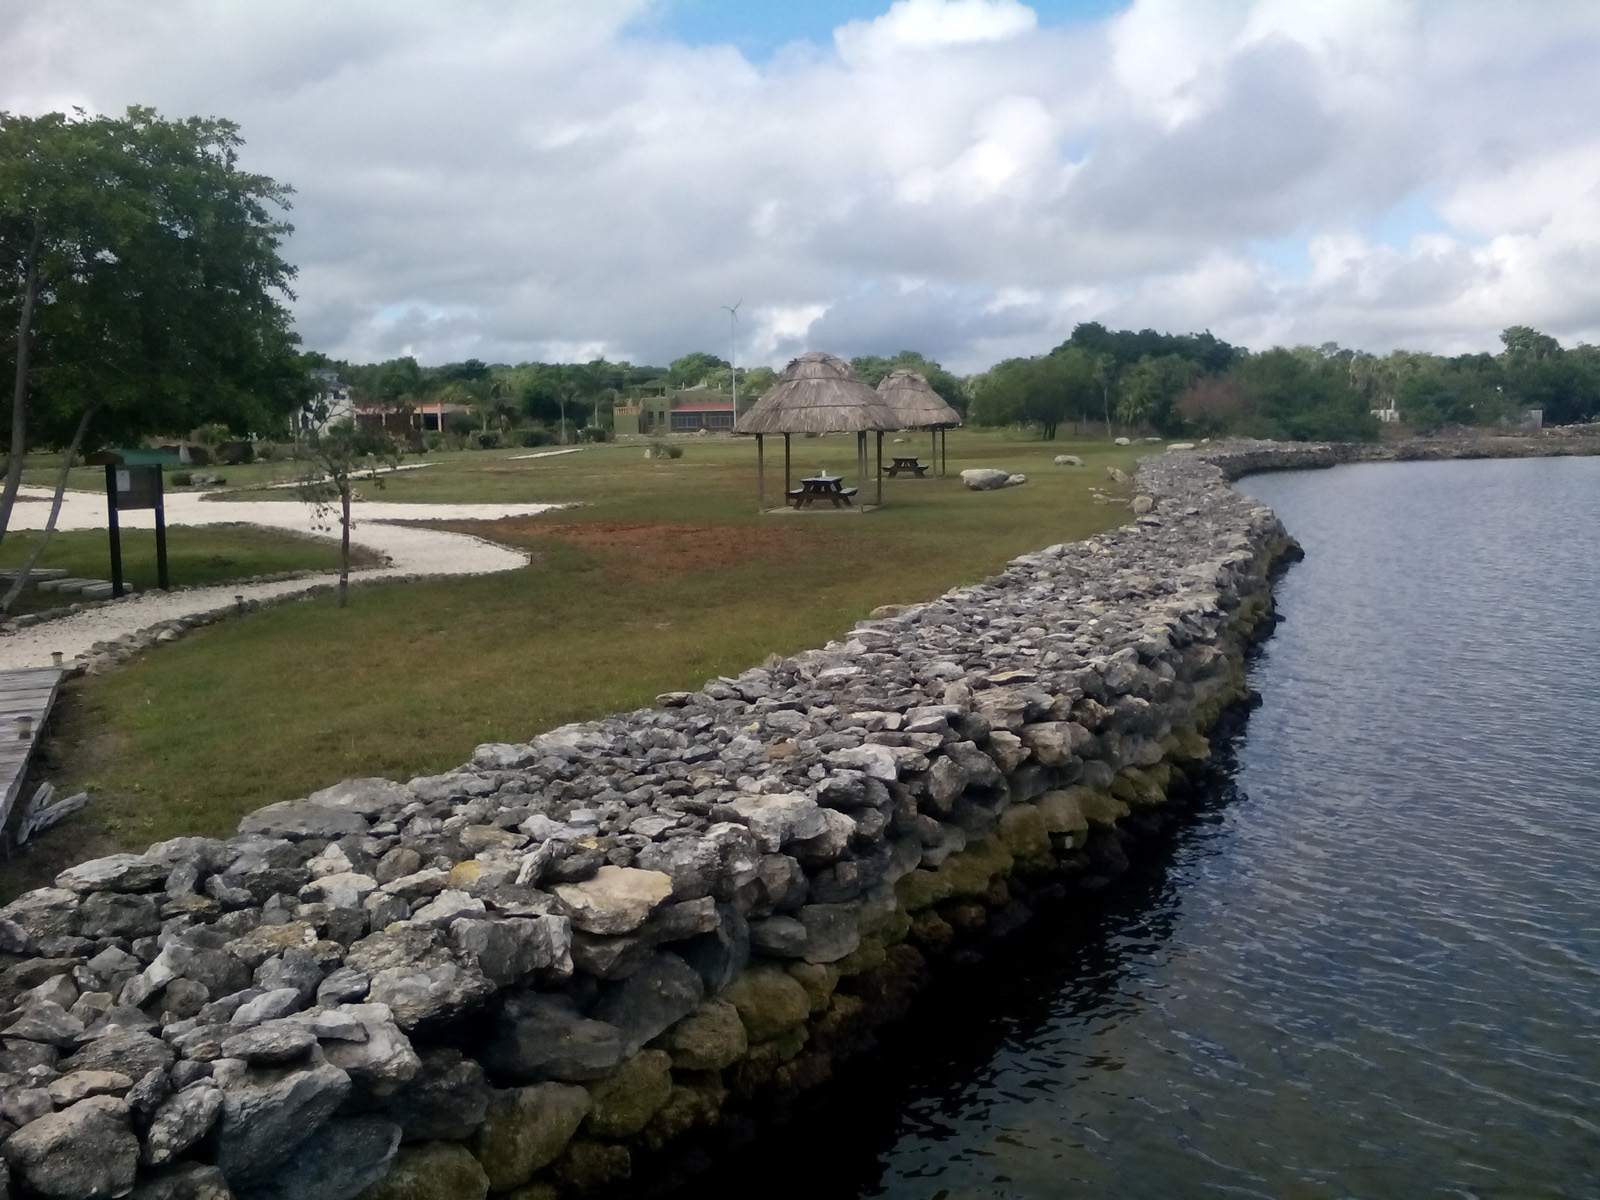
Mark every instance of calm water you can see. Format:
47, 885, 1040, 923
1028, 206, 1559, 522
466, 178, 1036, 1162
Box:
682, 456, 1600, 1200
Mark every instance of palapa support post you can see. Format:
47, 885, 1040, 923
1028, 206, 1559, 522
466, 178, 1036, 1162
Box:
153, 471, 169, 591
756, 434, 766, 513
876, 431, 884, 506
784, 434, 792, 502
857, 431, 867, 505
105, 465, 124, 599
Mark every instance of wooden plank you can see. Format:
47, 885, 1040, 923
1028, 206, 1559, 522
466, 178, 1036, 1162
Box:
0, 667, 67, 837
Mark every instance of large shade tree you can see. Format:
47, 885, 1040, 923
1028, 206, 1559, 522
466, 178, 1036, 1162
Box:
1, 106, 303, 601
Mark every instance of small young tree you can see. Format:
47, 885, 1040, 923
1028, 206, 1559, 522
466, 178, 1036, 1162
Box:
299, 422, 401, 608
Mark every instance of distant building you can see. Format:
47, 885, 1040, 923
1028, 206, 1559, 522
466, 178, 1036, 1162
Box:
615, 386, 736, 436
304, 369, 354, 433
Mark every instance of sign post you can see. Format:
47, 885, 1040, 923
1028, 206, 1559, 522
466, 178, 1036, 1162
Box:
104, 464, 169, 597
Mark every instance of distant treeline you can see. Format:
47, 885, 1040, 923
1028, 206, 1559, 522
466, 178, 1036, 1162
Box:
313, 322, 1600, 444
967, 323, 1600, 440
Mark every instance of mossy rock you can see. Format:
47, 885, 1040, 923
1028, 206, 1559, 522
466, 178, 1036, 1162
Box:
908, 909, 955, 955
358, 1141, 489, 1200
1163, 726, 1212, 764
997, 805, 1051, 860
895, 869, 953, 913
1036, 788, 1090, 837
449, 860, 486, 888
1075, 790, 1129, 830
638, 1079, 727, 1153
722, 964, 810, 1042
833, 936, 888, 979
663, 998, 747, 1071
553, 1140, 631, 1193
786, 962, 839, 1013
937, 836, 1015, 900
504, 1185, 558, 1200
1111, 768, 1166, 809
472, 1083, 590, 1193
584, 1050, 673, 1139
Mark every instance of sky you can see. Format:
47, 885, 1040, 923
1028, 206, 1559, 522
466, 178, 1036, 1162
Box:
4, 0, 1600, 373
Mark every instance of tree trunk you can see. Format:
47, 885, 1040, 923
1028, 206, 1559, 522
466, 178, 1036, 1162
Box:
339, 484, 351, 608
1, 406, 94, 615
0, 223, 43, 550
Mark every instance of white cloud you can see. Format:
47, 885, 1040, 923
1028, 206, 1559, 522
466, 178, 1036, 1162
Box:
4, 0, 1600, 372
835, 0, 1037, 62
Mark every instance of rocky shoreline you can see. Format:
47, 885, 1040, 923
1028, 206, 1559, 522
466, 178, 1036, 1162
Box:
0, 441, 1364, 1200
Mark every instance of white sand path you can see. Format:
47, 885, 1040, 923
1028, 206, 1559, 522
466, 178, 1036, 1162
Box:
0, 486, 562, 668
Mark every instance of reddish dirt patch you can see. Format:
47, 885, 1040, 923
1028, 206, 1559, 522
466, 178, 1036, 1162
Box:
463, 518, 823, 582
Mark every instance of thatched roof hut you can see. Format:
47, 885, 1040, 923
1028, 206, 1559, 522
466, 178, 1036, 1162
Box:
876, 369, 962, 429
734, 352, 902, 435
734, 353, 902, 512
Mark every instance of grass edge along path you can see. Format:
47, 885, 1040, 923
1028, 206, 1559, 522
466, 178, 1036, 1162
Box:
6, 432, 1143, 896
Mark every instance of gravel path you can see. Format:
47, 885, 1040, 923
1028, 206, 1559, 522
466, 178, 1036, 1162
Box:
0, 487, 562, 668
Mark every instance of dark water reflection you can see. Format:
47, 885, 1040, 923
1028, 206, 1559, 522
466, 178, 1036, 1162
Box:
677, 456, 1600, 1200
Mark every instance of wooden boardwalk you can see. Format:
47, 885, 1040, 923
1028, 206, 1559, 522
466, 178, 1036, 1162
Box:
0, 667, 67, 829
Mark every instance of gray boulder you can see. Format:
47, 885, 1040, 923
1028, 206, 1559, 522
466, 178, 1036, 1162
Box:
237, 800, 369, 841
2, 1095, 139, 1199
246, 1115, 402, 1200
142, 1082, 223, 1166
383, 1047, 490, 1141
63, 1030, 175, 1078
318, 1003, 421, 1096
56, 855, 168, 894
484, 992, 623, 1083
592, 952, 705, 1055
128, 1162, 232, 1200
960, 468, 1025, 490
211, 1059, 352, 1188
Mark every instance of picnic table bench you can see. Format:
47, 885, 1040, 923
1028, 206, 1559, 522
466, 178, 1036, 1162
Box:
882, 456, 929, 478
787, 475, 858, 508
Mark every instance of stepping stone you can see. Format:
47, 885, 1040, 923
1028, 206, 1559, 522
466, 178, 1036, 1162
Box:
37, 578, 98, 594
79, 582, 127, 600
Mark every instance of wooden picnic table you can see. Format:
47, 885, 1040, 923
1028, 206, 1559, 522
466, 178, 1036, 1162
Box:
882, 456, 928, 478
787, 474, 858, 508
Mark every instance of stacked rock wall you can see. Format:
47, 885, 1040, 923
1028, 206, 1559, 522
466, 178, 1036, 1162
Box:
0, 446, 1305, 1200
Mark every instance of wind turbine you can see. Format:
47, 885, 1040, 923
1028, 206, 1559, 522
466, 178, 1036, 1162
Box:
722, 300, 742, 420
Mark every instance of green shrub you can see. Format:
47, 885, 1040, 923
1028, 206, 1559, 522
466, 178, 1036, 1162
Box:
476, 432, 502, 450
645, 441, 683, 460
170, 471, 193, 486
516, 428, 551, 448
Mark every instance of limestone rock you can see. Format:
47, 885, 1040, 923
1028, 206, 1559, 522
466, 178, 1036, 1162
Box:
960, 468, 1016, 491
221, 1019, 317, 1065
56, 854, 168, 894
47, 1069, 133, 1107
129, 1162, 232, 1200
552, 866, 673, 936
384, 1048, 490, 1141
143, 1082, 223, 1166
319, 1003, 422, 1097
2, 1095, 139, 1200
238, 800, 369, 841
211, 1060, 352, 1188
726, 794, 826, 855
1053, 454, 1082, 466
591, 952, 705, 1055
798, 902, 861, 964
62, 1030, 175, 1078
484, 993, 624, 1083
248, 1115, 402, 1200
472, 1082, 591, 1192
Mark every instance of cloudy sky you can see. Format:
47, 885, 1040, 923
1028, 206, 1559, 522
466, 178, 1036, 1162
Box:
5, 0, 1600, 373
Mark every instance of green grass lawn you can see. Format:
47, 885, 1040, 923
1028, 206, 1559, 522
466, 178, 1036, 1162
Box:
0, 526, 378, 616
6, 429, 1149, 895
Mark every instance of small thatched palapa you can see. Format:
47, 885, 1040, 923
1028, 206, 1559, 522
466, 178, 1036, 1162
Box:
876, 369, 962, 429
735, 352, 901, 511
734, 352, 902, 435
877, 368, 961, 477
